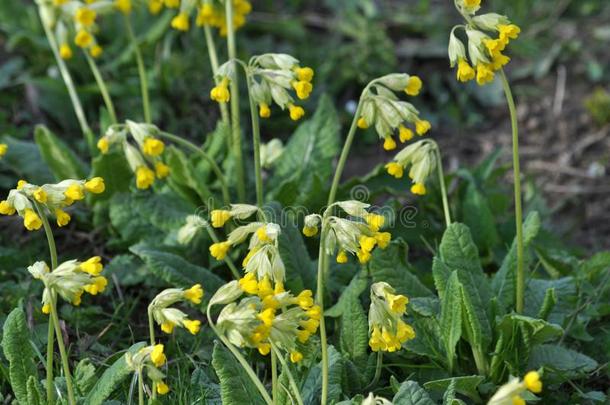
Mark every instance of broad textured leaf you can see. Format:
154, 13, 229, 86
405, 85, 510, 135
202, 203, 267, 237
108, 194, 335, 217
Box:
26, 376, 43, 405
527, 344, 598, 376
130, 242, 224, 294
498, 314, 563, 346
190, 367, 221, 404
90, 151, 132, 201
424, 376, 484, 402
165, 146, 214, 204
1, 307, 37, 405
369, 241, 432, 298
326, 270, 368, 317
340, 295, 368, 363
440, 272, 462, 371
393, 380, 435, 405
0, 136, 53, 187
34, 125, 87, 180
85, 342, 146, 405
74, 359, 97, 395
211, 343, 266, 405
524, 277, 576, 326
302, 346, 344, 404
462, 182, 499, 252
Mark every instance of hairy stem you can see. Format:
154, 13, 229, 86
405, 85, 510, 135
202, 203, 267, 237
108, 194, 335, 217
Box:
271, 342, 305, 405
147, 306, 157, 399
500, 69, 524, 314
363, 352, 383, 392
138, 370, 144, 405
246, 72, 264, 207
315, 225, 330, 405
271, 350, 278, 404
204, 25, 231, 130
125, 17, 151, 124
84, 53, 118, 125
225, 0, 246, 201
432, 141, 452, 227
49, 295, 76, 405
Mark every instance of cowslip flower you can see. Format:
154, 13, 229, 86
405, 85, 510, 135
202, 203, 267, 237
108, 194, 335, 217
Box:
0, 178, 105, 229
449, 1, 521, 85
126, 344, 171, 395
488, 371, 543, 405
149, 285, 204, 335
368, 282, 415, 352
356, 73, 431, 151
384, 139, 437, 196
28, 258, 108, 314
0, 143, 7, 157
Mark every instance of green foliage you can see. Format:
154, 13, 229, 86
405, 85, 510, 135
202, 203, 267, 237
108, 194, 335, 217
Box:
34, 125, 87, 181
439, 272, 462, 371
393, 380, 435, 405
211, 343, 266, 405
301, 346, 344, 404
339, 294, 369, 363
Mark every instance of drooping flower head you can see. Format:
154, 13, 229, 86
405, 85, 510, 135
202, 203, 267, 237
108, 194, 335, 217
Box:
449, 0, 521, 85
488, 371, 543, 405
0, 177, 105, 230
368, 282, 415, 352
356, 74, 431, 151
384, 139, 437, 196
149, 284, 205, 335
126, 344, 171, 395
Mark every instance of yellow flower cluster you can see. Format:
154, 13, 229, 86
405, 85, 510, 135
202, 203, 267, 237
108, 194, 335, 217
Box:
302, 201, 391, 264
98, 121, 171, 190
384, 139, 437, 196
0, 143, 7, 158
449, 1, 521, 85
356, 74, 431, 151
126, 344, 171, 395
68, 5, 103, 58
0, 178, 105, 230
28, 257, 108, 314
488, 371, 543, 405
149, 284, 204, 335
367, 282, 415, 352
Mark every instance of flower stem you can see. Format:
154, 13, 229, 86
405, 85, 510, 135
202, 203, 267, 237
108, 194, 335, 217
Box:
204, 25, 231, 130
431, 141, 452, 227
500, 69, 525, 314
206, 306, 273, 405
245, 72, 264, 207
315, 225, 330, 405
138, 371, 145, 405
84, 52, 118, 125
33, 202, 57, 405
271, 342, 305, 405
48, 295, 76, 405
363, 352, 383, 391
125, 16, 151, 124
271, 350, 278, 404
204, 224, 241, 279
37, 6, 94, 153
225, 0, 246, 202
147, 306, 157, 400
157, 131, 231, 206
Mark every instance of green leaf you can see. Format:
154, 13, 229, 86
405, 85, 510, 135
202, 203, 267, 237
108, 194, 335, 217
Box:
34, 125, 87, 180
269, 94, 340, 207
165, 146, 214, 204
537, 288, 556, 320
85, 342, 146, 405
326, 270, 369, 317
424, 375, 484, 402
440, 272, 462, 371
340, 295, 369, 363
90, 151, 132, 201
130, 242, 224, 294
462, 182, 499, 252
369, 240, 433, 298
211, 343, 266, 405
527, 344, 598, 377
190, 368, 221, 404
302, 346, 344, 404
74, 359, 97, 395
1, 307, 37, 405
392, 380, 435, 405
26, 376, 44, 405
0, 136, 53, 187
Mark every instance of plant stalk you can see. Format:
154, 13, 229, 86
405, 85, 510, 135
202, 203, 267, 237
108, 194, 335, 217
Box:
315, 225, 330, 405
204, 25, 231, 129
432, 141, 452, 227
125, 17, 151, 124
84, 52, 118, 125
138, 370, 145, 405
271, 350, 278, 404
500, 69, 525, 314
225, 0, 246, 202
147, 306, 157, 400
363, 352, 383, 392
49, 295, 76, 405
246, 72, 264, 207
271, 342, 305, 405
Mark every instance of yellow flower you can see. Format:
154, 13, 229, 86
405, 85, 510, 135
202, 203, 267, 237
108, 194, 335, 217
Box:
80, 256, 103, 275
357, 117, 369, 129
387, 293, 408, 314
211, 210, 231, 228
498, 24, 521, 43
512, 396, 525, 405
114, 0, 132, 14
65, 184, 84, 201
53, 0, 68, 5
184, 284, 204, 304
405, 76, 423, 96
463, 0, 480, 6
415, 120, 431, 136
161, 321, 175, 334
294, 67, 314, 82
398, 125, 413, 142
156, 381, 170, 395
483, 38, 506, 56
183, 319, 201, 334
83, 276, 108, 295
0, 200, 16, 215
209, 241, 231, 260
210, 78, 231, 103
85, 177, 106, 194
288, 104, 305, 121
75, 7, 96, 27
369, 327, 385, 352
456, 58, 476, 82
90, 45, 103, 58
357, 249, 372, 264
42, 303, 51, 314
142, 138, 165, 157
411, 182, 426, 195
257, 276, 273, 298
55, 209, 71, 227
476, 63, 495, 85
259, 103, 271, 118
374, 232, 392, 249
299, 318, 319, 334
59, 43, 73, 60
257, 308, 276, 327
150, 344, 166, 366
383, 136, 397, 151
97, 137, 109, 154
295, 290, 314, 309
491, 53, 510, 70
155, 162, 170, 179
336, 250, 348, 264
365, 213, 385, 232
32, 188, 47, 203
239, 273, 259, 294
164, 0, 179, 8
171, 12, 190, 31
256, 226, 271, 242
290, 351, 303, 363
136, 166, 155, 189
293, 81, 313, 100
385, 162, 404, 179
17, 180, 27, 190
396, 320, 416, 342
257, 343, 271, 355
23, 208, 42, 231
523, 371, 542, 393
307, 305, 322, 320
0, 143, 6, 157
196, 3, 215, 26
74, 30, 93, 48
148, 0, 163, 14
72, 291, 83, 306
359, 235, 377, 253
274, 281, 285, 294
302, 225, 318, 237
296, 329, 311, 343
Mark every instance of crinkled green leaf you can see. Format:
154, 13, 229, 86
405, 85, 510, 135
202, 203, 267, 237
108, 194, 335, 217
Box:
393, 380, 435, 405
440, 272, 462, 371
302, 345, 344, 404
527, 344, 598, 377
34, 124, 87, 181
211, 343, 266, 405
340, 295, 369, 363
424, 375, 484, 402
